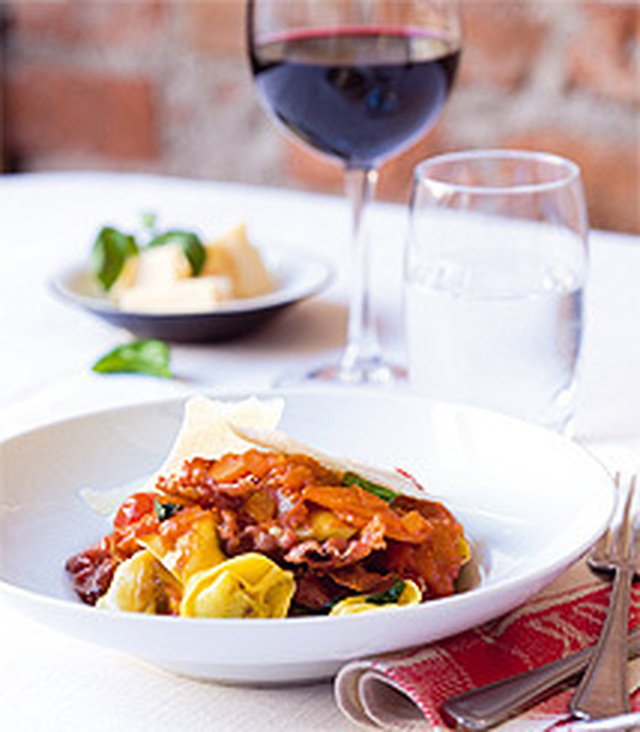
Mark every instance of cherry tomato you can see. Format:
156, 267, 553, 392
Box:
113, 492, 157, 530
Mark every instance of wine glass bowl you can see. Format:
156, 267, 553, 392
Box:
249, 26, 460, 169
248, 0, 462, 385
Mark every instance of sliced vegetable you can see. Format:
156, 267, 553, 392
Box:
91, 226, 138, 291
148, 230, 206, 277
92, 339, 173, 379
341, 471, 398, 503
113, 492, 157, 530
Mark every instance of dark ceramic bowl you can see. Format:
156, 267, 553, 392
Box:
51, 251, 333, 343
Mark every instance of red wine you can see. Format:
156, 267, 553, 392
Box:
250, 28, 460, 168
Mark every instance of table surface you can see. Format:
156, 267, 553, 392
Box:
1, 172, 639, 731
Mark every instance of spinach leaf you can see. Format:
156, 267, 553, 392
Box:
91, 226, 138, 291
154, 499, 183, 522
92, 339, 173, 379
365, 578, 406, 606
341, 471, 398, 503
147, 229, 206, 277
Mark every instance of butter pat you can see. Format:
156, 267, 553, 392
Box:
116, 276, 233, 313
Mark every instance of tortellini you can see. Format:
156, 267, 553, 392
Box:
98, 541, 424, 619
99, 511, 227, 616
180, 553, 295, 619
98, 512, 297, 619
138, 509, 226, 583
98, 550, 179, 614
329, 579, 422, 616
459, 536, 472, 565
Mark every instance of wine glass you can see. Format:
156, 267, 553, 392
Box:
247, 0, 462, 385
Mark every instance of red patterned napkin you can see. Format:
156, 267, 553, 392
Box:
335, 562, 640, 730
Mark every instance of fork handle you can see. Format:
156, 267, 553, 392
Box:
569, 564, 633, 719
441, 644, 593, 730
441, 625, 640, 731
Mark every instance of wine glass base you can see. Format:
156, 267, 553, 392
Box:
273, 357, 407, 389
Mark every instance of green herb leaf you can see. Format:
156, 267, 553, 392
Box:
92, 339, 173, 379
341, 471, 398, 503
147, 229, 206, 277
154, 499, 183, 522
365, 578, 406, 606
140, 211, 158, 233
91, 226, 138, 291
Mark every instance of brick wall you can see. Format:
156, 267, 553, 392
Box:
1, 0, 638, 233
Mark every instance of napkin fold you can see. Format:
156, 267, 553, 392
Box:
335, 562, 640, 730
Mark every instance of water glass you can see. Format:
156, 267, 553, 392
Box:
405, 150, 589, 432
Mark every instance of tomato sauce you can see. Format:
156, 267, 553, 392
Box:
66, 450, 466, 612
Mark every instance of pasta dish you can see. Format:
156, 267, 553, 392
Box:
66, 397, 468, 619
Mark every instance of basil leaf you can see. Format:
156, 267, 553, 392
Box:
91, 226, 138, 291
147, 230, 206, 277
140, 211, 158, 233
154, 499, 183, 522
365, 578, 406, 606
92, 339, 173, 379
341, 471, 398, 503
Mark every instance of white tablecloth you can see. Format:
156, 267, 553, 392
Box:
1, 172, 639, 731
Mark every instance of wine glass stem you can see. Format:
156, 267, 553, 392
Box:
340, 166, 383, 377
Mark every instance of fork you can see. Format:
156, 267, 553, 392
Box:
441, 474, 639, 730
569, 474, 637, 720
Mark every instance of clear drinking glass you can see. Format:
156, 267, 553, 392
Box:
405, 150, 589, 432
248, 0, 462, 385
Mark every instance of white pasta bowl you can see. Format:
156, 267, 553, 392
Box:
0, 389, 613, 683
